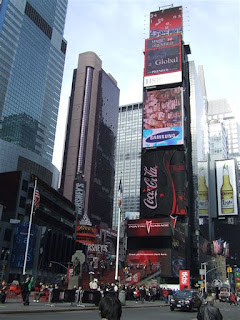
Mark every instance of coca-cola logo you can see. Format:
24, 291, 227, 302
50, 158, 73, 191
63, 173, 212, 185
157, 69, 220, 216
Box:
143, 166, 158, 209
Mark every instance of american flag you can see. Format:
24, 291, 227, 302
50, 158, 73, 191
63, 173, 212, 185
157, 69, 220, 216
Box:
118, 180, 122, 208
34, 189, 40, 210
213, 238, 223, 255
223, 242, 230, 257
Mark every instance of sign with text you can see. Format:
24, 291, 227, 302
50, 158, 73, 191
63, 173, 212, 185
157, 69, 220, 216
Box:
144, 34, 182, 87
179, 270, 190, 289
143, 87, 183, 147
127, 218, 172, 237
74, 179, 86, 218
150, 6, 183, 38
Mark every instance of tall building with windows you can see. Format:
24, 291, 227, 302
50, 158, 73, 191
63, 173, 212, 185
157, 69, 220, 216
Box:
0, 0, 68, 188
112, 103, 143, 228
60, 52, 120, 228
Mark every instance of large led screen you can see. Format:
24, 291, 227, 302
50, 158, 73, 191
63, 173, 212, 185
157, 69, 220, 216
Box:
127, 218, 172, 237
144, 34, 182, 87
216, 159, 238, 216
127, 249, 171, 276
150, 6, 183, 38
143, 87, 183, 148
198, 161, 209, 217
140, 149, 187, 218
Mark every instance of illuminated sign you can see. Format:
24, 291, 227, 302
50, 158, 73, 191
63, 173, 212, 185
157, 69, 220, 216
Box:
144, 34, 182, 87
150, 6, 183, 38
127, 218, 172, 237
74, 180, 86, 217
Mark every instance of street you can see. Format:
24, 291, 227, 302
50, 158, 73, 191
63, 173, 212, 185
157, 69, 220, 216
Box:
0, 303, 239, 320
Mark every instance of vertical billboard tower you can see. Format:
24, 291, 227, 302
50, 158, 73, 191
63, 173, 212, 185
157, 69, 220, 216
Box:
139, 6, 196, 278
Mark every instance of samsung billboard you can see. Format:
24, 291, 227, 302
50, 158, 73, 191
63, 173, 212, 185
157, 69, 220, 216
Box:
150, 6, 183, 38
144, 34, 182, 87
143, 87, 183, 148
216, 159, 238, 216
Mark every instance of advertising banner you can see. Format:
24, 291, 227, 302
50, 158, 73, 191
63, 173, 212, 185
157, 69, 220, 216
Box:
150, 6, 183, 38
179, 270, 190, 289
126, 249, 171, 276
216, 159, 238, 216
198, 161, 209, 216
140, 149, 187, 218
10, 222, 37, 268
127, 218, 172, 237
74, 179, 86, 218
143, 87, 183, 147
144, 34, 182, 87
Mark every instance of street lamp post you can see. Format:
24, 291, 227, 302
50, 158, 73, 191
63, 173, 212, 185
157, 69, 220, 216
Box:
201, 259, 215, 295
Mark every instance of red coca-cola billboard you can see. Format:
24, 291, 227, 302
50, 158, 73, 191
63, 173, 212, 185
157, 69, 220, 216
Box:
140, 149, 187, 218
127, 218, 172, 237
179, 270, 190, 290
150, 6, 183, 38
127, 249, 171, 276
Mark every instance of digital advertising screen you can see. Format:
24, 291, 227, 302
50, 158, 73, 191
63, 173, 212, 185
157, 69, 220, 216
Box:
127, 218, 172, 237
143, 87, 183, 147
198, 161, 209, 217
144, 34, 182, 87
127, 249, 171, 276
150, 6, 183, 38
140, 149, 187, 219
216, 159, 238, 216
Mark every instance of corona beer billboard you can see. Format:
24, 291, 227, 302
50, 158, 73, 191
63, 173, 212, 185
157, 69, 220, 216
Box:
150, 6, 183, 38
143, 87, 183, 147
216, 159, 238, 216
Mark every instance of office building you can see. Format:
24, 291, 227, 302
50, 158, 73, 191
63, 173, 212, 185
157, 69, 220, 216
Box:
0, 0, 68, 188
60, 52, 120, 228
112, 103, 143, 228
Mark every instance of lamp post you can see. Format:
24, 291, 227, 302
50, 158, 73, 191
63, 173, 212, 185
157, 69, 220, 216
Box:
201, 259, 215, 295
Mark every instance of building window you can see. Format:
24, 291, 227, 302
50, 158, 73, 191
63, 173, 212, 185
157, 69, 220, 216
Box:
4, 229, 12, 242
19, 196, 26, 209
22, 180, 28, 192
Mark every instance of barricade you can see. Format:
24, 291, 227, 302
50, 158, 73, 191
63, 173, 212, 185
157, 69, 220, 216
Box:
50, 289, 75, 303
82, 290, 102, 306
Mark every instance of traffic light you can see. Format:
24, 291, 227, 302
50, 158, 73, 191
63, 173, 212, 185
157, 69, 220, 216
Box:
49, 262, 52, 268
234, 268, 240, 289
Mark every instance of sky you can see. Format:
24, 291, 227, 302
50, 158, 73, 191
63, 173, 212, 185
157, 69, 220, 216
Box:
52, 0, 240, 170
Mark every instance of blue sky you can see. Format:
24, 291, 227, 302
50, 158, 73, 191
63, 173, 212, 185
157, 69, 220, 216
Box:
53, 0, 240, 169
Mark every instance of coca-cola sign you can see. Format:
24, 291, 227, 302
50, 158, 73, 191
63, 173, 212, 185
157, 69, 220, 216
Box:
140, 149, 187, 218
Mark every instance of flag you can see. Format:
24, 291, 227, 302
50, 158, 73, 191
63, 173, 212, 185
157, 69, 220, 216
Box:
118, 180, 122, 208
34, 189, 40, 210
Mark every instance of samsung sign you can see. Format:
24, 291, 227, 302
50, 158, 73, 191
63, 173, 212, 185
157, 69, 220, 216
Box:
74, 181, 86, 217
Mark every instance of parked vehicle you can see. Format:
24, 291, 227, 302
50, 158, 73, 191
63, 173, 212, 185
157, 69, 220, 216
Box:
219, 286, 230, 302
170, 289, 202, 312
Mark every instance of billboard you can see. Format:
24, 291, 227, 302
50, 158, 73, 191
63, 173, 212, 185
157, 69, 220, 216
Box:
127, 218, 172, 237
144, 34, 182, 87
74, 179, 86, 218
216, 159, 238, 216
143, 87, 183, 147
126, 249, 171, 276
198, 161, 209, 216
150, 6, 183, 38
179, 270, 190, 289
140, 149, 187, 218
10, 222, 37, 268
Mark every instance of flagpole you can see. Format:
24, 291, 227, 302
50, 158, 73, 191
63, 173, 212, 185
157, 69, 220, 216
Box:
115, 205, 121, 281
23, 177, 37, 275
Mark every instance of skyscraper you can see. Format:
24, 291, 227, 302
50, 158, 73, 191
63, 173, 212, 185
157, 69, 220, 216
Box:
60, 51, 120, 228
112, 103, 143, 228
0, 0, 68, 188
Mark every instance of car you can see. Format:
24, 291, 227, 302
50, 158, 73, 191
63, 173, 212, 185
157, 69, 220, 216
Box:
170, 289, 202, 312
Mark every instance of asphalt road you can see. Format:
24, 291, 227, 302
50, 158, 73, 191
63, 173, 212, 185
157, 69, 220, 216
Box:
0, 304, 239, 320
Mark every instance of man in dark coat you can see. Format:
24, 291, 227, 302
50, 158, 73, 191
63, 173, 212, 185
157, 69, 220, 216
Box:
197, 296, 223, 320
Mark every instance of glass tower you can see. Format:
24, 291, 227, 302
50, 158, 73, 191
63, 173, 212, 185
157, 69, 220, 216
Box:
112, 103, 143, 228
0, 0, 67, 186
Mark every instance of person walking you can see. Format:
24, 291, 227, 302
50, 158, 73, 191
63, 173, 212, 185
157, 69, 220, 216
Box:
21, 275, 34, 306
197, 296, 223, 320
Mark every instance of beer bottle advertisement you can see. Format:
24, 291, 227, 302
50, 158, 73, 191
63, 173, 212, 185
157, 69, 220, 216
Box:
198, 162, 208, 216
216, 159, 237, 216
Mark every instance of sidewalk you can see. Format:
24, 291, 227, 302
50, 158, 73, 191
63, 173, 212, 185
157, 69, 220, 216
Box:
0, 298, 168, 314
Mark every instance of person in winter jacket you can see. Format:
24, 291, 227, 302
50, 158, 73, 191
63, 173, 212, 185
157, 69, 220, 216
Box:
197, 296, 223, 320
21, 275, 34, 306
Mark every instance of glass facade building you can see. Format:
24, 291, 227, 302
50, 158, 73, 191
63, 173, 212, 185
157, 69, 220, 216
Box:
112, 103, 143, 228
0, 0, 67, 187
